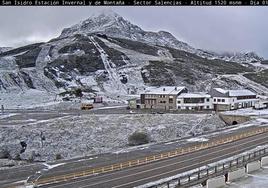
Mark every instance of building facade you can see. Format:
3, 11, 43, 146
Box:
210, 88, 258, 111
127, 97, 141, 109
177, 93, 213, 110
140, 86, 187, 110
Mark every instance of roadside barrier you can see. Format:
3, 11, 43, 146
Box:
32, 126, 268, 186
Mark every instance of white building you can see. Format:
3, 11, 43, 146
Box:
211, 88, 258, 111
177, 92, 213, 110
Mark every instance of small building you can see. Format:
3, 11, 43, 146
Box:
177, 92, 213, 110
254, 99, 268, 110
127, 97, 141, 109
140, 86, 187, 110
93, 96, 103, 103
211, 88, 258, 111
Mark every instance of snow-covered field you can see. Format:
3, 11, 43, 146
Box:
0, 113, 224, 163
0, 89, 58, 109
223, 108, 268, 116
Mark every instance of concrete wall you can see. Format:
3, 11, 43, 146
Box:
219, 114, 250, 125
227, 167, 246, 182
206, 175, 225, 188
246, 161, 261, 173
261, 156, 268, 167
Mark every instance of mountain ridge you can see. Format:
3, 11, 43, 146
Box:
59, 10, 263, 64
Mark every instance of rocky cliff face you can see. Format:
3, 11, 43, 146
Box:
0, 10, 267, 107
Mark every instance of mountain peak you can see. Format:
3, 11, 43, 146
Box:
59, 10, 196, 54
91, 9, 121, 19
60, 10, 142, 38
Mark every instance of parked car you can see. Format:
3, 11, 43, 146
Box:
81, 103, 94, 110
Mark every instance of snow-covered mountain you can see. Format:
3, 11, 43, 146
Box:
215, 51, 264, 63
60, 10, 264, 64
0, 47, 12, 54
60, 10, 196, 54
0, 10, 267, 108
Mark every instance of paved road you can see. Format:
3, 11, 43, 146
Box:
34, 130, 268, 188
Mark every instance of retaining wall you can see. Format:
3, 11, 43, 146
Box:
261, 156, 268, 167
206, 175, 225, 188
246, 161, 261, 173
227, 167, 246, 182
219, 114, 250, 125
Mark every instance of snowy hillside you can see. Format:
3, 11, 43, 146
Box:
0, 10, 267, 109
60, 10, 196, 54
60, 10, 264, 64
0, 47, 12, 54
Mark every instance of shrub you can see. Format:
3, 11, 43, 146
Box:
0, 148, 10, 159
202, 126, 210, 132
128, 131, 150, 146
74, 88, 83, 98
55, 153, 63, 160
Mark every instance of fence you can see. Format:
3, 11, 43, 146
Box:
147, 148, 268, 188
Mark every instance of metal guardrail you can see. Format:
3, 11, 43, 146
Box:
32, 126, 268, 186
147, 148, 268, 188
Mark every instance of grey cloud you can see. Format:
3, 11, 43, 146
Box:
0, 6, 267, 58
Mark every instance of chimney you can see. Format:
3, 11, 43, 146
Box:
175, 87, 177, 91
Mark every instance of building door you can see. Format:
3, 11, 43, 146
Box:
214, 104, 217, 111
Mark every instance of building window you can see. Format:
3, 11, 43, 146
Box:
178, 101, 181, 104
169, 98, 173, 103
178, 106, 181, 109
214, 99, 216, 102
184, 98, 205, 104
222, 99, 225, 102
217, 99, 220, 102
206, 98, 210, 102
206, 106, 210, 109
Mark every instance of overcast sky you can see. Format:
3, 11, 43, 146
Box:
0, 7, 267, 58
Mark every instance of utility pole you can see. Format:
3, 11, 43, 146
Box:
1, 105, 4, 114
40, 131, 45, 148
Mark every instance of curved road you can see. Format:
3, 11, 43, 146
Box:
38, 130, 268, 188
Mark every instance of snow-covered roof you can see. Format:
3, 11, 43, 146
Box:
214, 88, 228, 94
228, 89, 256, 97
177, 92, 211, 98
143, 86, 186, 95
213, 88, 256, 97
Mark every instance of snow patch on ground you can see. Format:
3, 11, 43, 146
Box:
0, 113, 17, 119
186, 137, 209, 142
42, 162, 65, 170
0, 89, 58, 109
223, 108, 268, 116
